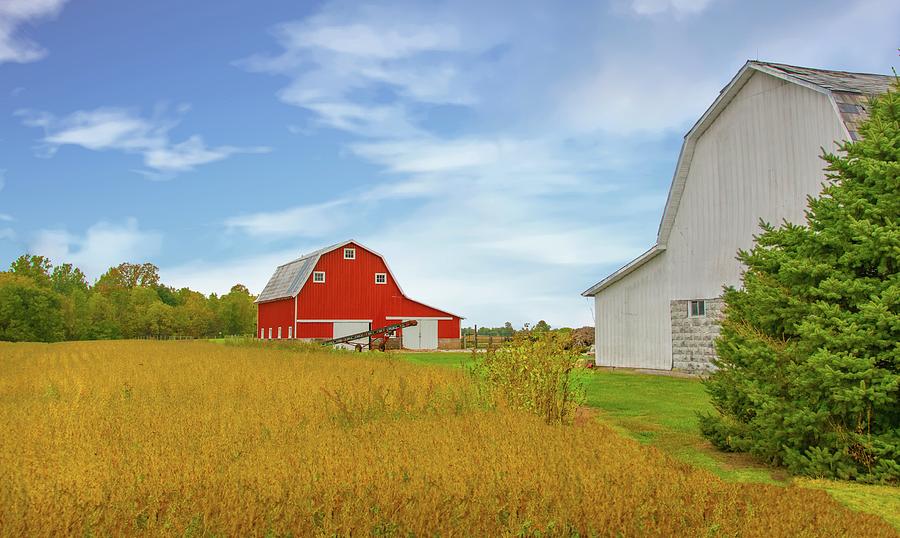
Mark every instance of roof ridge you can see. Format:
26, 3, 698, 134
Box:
749, 60, 892, 79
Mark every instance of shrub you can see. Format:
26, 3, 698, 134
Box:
700, 82, 900, 483
471, 331, 585, 424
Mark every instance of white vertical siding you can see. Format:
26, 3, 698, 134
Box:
593, 70, 849, 369
666, 72, 848, 299
595, 252, 671, 369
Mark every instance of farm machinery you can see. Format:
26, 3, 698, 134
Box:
322, 320, 417, 352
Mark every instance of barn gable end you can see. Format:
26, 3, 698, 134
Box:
582, 61, 893, 371
256, 240, 462, 348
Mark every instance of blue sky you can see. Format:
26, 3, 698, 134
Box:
0, 0, 897, 327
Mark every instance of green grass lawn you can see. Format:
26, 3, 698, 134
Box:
395, 351, 900, 529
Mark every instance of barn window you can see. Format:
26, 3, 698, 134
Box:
277, 327, 282, 339
689, 300, 706, 317
375, 273, 387, 285
344, 248, 356, 260
268, 327, 272, 338
313, 271, 326, 283
288, 326, 292, 339
260, 328, 264, 339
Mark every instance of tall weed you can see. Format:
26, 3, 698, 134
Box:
470, 331, 585, 424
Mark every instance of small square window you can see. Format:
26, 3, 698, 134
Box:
313, 271, 326, 283
344, 248, 356, 260
375, 273, 387, 285
689, 300, 706, 317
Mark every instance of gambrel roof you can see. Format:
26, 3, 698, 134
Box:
257, 239, 464, 317
583, 61, 894, 297
256, 240, 404, 303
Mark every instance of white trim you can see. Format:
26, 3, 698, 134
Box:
386, 316, 452, 321
582, 245, 665, 296
343, 247, 356, 260
688, 299, 707, 318
298, 319, 373, 323
312, 271, 325, 283
375, 272, 387, 284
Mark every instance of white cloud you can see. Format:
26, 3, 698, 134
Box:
351, 138, 507, 173
297, 101, 422, 138
559, 59, 724, 134
237, 5, 492, 137
0, 213, 13, 222
282, 20, 461, 59
737, 0, 900, 74
17, 106, 270, 175
224, 199, 353, 239
161, 248, 306, 296
0, 0, 67, 64
228, 0, 896, 327
629, 0, 716, 16
30, 218, 162, 279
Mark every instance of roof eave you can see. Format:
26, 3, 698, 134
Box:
581, 245, 665, 297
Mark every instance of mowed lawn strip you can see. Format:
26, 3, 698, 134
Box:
397, 350, 900, 529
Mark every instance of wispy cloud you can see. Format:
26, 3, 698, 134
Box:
237, 4, 496, 137
161, 248, 304, 297
0, 0, 68, 64
17, 106, 270, 176
216, 0, 895, 326
628, 0, 717, 17
30, 218, 162, 278
225, 199, 354, 239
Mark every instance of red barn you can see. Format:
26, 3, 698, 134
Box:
255, 240, 462, 349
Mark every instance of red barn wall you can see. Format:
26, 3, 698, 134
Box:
257, 297, 294, 338
395, 298, 461, 339
257, 242, 460, 340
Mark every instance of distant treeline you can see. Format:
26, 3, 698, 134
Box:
0, 254, 257, 342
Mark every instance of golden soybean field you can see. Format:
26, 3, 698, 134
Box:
0, 340, 896, 537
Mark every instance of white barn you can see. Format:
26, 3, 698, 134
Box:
582, 61, 893, 372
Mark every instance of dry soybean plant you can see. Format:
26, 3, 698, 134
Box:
470, 331, 585, 424
0, 340, 896, 536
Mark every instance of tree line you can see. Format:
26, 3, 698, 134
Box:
0, 255, 257, 342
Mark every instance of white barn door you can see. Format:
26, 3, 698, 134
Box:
402, 319, 438, 350
419, 320, 438, 349
333, 321, 370, 350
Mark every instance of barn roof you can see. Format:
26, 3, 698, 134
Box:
583, 61, 895, 297
256, 240, 355, 303
257, 239, 422, 304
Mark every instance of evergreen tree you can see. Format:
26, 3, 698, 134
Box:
700, 82, 900, 482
